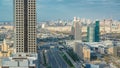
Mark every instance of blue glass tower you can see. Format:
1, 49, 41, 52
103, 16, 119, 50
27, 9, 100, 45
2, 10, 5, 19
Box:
94, 20, 100, 42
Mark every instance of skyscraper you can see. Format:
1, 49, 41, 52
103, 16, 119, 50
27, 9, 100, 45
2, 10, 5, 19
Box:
87, 20, 100, 42
94, 20, 100, 42
14, 0, 36, 54
87, 24, 95, 42
74, 17, 82, 41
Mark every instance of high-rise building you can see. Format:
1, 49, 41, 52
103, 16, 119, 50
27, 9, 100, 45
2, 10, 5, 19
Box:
87, 20, 100, 42
70, 25, 75, 36
70, 25, 75, 39
87, 24, 95, 42
94, 20, 100, 42
74, 17, 82, 41
14, 0, 36, 54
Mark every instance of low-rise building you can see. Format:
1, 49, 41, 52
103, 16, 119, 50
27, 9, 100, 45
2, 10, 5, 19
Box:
107, 46, 114, 55
0, 39, 14, 57
1, 57, 36, 68
114, 45, 120, 57
98, 46, 105, 54
74, 42, 90, 61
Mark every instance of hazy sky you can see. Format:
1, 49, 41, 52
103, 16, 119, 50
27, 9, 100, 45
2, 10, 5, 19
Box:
0, 0, 120, 22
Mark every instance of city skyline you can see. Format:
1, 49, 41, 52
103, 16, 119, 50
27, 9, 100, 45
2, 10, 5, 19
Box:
1, 0, 120, 68
0, 0, 120, 22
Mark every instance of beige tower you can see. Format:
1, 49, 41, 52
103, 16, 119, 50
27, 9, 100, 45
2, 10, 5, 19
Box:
14, 0, 36, 54
74, 17, 82, 41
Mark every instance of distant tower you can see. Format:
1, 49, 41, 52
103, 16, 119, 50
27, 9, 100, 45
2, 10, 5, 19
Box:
94, 20, 100, 42
87, 23, 95, 42
70, 25, 75, 36
14, 0, 37, 54
41, 24, 45, 29
109, 19, 112, 33
103, 19, 106, 40
73, 17, 77, 22
74, 17, 82, 41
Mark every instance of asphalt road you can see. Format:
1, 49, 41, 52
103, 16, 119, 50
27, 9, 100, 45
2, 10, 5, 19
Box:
46, 49, 68, 68
37, 50, 45, 68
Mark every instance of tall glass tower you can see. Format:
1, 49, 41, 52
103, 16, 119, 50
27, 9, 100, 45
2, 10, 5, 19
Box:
94, 20, 100, 42
87, 24, 95, 42
14, 0, 36, 54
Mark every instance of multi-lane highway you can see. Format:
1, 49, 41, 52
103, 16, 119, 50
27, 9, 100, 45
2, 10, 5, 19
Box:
46, 49, 69, 68
37, 42, 82, 68
37, 50, 45, 68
